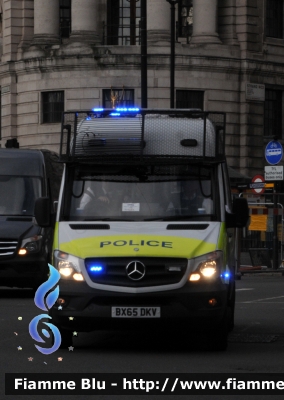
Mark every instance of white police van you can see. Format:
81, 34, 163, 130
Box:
35, 108, 249, 350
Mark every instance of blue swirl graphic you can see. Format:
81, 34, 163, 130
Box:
29, 314, 61, 355
29, 264, 61, 355
34, 264, 60, 311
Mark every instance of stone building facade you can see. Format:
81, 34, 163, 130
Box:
0, 0, 284, 178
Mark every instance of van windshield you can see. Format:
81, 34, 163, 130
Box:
65, 166, 218, 222
0, 176, 42, 216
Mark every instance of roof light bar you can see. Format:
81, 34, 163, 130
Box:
116, 107, 140, 112
92, 107, 140, 113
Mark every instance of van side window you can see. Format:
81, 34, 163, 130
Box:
0, 176, 41, 216
0, 177, 25, 215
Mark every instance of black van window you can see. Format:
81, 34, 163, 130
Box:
0, 176, 41, 216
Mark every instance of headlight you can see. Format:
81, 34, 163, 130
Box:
189, 251, 222, 281
18, 235, 43, 255
53, 250, 84, 281
200, 260, 217, 277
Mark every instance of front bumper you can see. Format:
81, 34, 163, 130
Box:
50, 279, 229, 332
0, 254, 49, 288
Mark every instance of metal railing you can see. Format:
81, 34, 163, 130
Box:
240, 201, 284, 265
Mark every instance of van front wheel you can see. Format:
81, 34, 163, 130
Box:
205, 309, 229, 351
206, 327, 228, 351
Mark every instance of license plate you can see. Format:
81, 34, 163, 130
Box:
111, 307, 161, 318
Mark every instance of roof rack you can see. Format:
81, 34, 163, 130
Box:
59, 109, 226, 165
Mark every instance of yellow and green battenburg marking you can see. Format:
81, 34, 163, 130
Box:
58, 235, 219, 259
54, 222, 227, 259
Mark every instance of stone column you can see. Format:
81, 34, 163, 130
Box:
0, 0, 3, 57
218, 0, 239, 45
147, 0, 171, 45
34, 0, 59, 44
70, 0, 99, 44
191, 0, 221, 44
18, 0, 35, 57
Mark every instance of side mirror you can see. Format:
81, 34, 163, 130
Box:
226, 198, 249, 228
34, 197, 51, 227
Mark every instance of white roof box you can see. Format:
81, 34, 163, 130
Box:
61, 109, 225, 162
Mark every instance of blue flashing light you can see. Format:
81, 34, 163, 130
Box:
116, 107, 140, 112
110, 113, 121, 116
221, 272, 230, 279
91, 107, 140, 114
89, 265, 104, 274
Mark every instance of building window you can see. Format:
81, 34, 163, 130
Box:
264, 89, 282, 138
178, 1, 193, 40
176, 90, 204, 110
60, 0, 71, 39
103, 88, 135, 108
266, 0, 284, 38
106, 0, 141, 45
42, 91, 64, 124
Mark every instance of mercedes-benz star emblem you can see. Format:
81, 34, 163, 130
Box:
126, 261, 146, 281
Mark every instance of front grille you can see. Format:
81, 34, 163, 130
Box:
0, 240, 18, 257
85, 257, 188, 287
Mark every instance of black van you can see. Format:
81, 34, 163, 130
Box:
0, 149, 62, 289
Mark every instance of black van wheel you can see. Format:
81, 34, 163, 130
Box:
31, 280, 44, 295
60, 329, 73, 349
59, 329, 73, 349
51, 327, 73, 349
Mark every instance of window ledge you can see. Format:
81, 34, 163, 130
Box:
41, 122, 61, 125
264, 37, 284, 47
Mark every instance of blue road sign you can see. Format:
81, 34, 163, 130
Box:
265, 141, 283, 165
